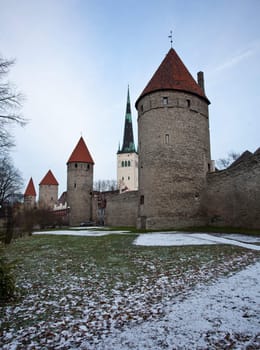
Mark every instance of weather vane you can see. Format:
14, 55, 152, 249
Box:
168, 30, 173, 48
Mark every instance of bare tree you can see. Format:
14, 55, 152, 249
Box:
216, 151, 240, 170
0, 57, 26, 151
0, 155, 23, 206
93, 179, 118, 192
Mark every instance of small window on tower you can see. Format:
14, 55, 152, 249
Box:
128, 160, 130, 167
87, 164, 90, 170
75, 163, 78, 168
128, 176, 130, 180
122, 176, 124, 180
187, 99, 191, 108
140, 195, 144, 205
163, 97, 168, 105
165, 134, 169, 144
140, 105, 144, 112
125, 160, 127, 167
122, 161, 124, 167
74, 183, 76, 188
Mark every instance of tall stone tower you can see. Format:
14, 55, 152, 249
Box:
117, 86, 138, 192
24, 177, 36, 210
39, 170, 59, 209
67, 136, 94, 226
135, 48, 212, 229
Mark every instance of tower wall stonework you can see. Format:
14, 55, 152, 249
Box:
67, 162, 93, 226
137, 90, 211, 229
39, 185, 58, 209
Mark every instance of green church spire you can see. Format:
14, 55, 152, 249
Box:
118, 86, 136, 154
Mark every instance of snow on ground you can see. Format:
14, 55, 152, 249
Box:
33, 229, 129, 237
91, 261, 260, 350
134, 232, 260, 251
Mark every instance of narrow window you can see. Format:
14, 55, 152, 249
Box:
74, 183, 77, 188
208, 163, 211, 171
163, 97, 168, 105
87, 164, 90, 170
124, 160, 127, 167
140, 105, 144, 112
128, 160, 130, 167
165, 133, 169, 144
140, 195, 144, 204
122, 176, 124, 180
187, 99, 191, 108
122, 161, 124, 167
75, 163, 78, 168
128, 176, 130, 180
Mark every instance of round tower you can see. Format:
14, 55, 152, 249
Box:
67, 137, 94, 226
24, 177, 37, 210
39, 170, 59, 209
135, 48, 212, 229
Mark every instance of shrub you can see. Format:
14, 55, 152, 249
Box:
0, 252, 16, 303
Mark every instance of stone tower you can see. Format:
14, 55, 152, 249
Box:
135, 48, 212, 229
67, 136, 94, 226
39, 170, 59, 209
117, 86, 138, 192
24, 177, 36, 210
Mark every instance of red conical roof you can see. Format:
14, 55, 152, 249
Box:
24, 177, 36, 197
67, 136, 94, 164
39, 170, 59, 186
136, 48, 210, 107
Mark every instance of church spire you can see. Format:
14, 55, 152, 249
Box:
118, 86, 136, 154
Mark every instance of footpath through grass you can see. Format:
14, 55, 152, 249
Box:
0, 233, 259, 349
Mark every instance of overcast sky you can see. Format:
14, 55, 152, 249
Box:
1, 0, 260, 197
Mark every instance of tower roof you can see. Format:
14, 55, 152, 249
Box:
67, 136, 94, 164
118, 86, 136, 154
135, 48, 210, 107
39, 170, 59, 186
24, 177, 36, 197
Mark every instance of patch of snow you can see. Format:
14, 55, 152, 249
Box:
91, 262, 260, 350
33, 230, 129, 237
134, 232, 260, 251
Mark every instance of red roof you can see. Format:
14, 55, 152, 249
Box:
39, 170, 59, 186
24, 177, 36, 197
136, 48, 210, 107
67, 137, 94, 164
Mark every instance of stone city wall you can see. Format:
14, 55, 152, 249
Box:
105, 191, 138, 227
203, 149, 260, 229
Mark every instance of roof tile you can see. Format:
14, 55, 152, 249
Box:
39, 170, 59, 186
24, 177, 36, 197
136, 48, 210, 106
67, 137, 94, 164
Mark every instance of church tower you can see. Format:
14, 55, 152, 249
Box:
117, 86, 138, 192
135, 48, 212, 229
67, 137, 94, 226
39, 170, 59, 209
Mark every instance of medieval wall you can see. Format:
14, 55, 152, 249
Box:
105, 191, 138, 227
203, 149, 260, 229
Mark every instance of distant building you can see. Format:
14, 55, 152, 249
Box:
117, 86, 138, 192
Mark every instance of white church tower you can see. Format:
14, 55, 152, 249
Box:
117, 87, 138, 192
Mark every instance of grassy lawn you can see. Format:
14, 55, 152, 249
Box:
0, 233, 259, 349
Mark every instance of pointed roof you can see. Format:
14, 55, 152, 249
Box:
39, 170, 59, 186
24, 177, 36, 197
67, 136, 94, 164
118, 86, 136, 154
135, 48, 210, 107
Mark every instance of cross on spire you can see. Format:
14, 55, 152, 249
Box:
168, 30, 173, 48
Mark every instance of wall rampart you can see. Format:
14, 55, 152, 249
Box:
203, 149, 260, 229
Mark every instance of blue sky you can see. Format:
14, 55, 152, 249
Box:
1, 0, 260, 196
